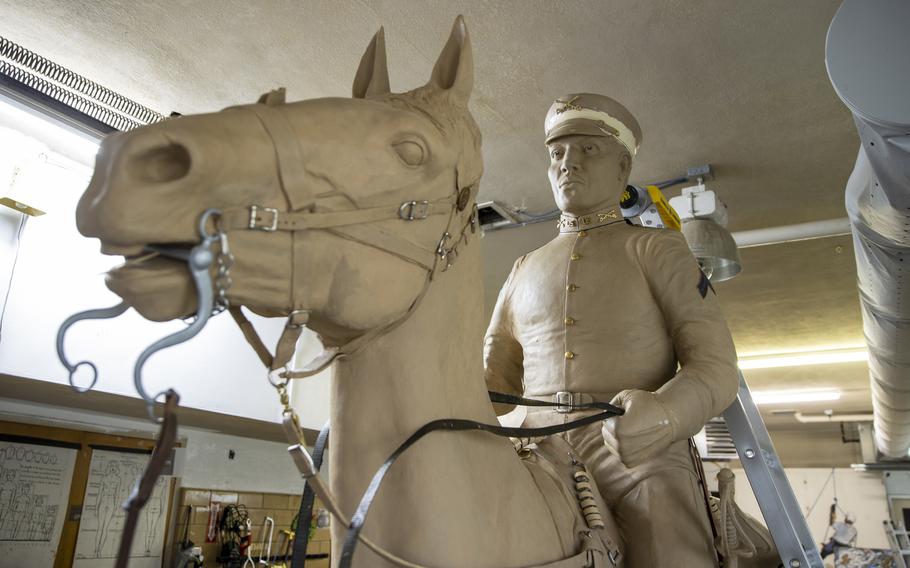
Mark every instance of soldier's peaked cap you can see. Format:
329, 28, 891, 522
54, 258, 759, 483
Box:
544, 93, 642, 156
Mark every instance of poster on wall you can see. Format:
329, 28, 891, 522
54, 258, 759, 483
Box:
0, 439, 78, 568
72, 449, 170, 568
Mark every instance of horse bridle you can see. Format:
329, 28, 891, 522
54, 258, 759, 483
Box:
57, 94, 479, 416
213, 98, 480, 388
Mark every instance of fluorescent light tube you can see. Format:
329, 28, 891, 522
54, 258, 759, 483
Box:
751, 389, 842, 405
738, 348, 868, 370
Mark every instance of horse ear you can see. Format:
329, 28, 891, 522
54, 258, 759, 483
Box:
353, 27, 391, 99
428, 15, 473, 105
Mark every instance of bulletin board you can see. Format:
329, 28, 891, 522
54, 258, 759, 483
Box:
0, 420, 177, 568
0, 438, 78, 566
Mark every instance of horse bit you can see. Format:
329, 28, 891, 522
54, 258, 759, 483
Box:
55, 208, 234, 421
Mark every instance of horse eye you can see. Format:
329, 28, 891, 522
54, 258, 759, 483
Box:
393, 140, 425, 166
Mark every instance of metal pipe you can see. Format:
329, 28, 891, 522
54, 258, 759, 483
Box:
826, 0, 910, 458
732, 218, 851, 248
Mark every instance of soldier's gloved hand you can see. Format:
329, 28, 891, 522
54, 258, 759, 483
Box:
602, 389, 677, 468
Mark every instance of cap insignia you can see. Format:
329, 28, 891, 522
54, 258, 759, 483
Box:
555, 96, 583, 115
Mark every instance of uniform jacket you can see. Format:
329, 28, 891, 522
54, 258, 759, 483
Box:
483, 201, 739, 438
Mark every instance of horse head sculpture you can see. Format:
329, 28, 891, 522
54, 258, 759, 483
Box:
75, 17, 481, 347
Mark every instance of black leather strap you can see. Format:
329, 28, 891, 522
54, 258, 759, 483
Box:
291, 421, 330, 568
698, 270, 715, 298
115, 391, 179, 568
338, 400, 624, 568
488, 390, 620, 411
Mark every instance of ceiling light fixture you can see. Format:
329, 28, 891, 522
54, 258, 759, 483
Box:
751, 389, 842, 405
738, 347, 868, 370
669, 180, 742, 283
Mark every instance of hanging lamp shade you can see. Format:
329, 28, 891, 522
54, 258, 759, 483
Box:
680, 219, 742, 282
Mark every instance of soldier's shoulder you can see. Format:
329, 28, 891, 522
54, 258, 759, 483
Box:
523, 233, 566, 258
629, 225, 688, 245
620, 224, 691, 257
507, 233, 564, 273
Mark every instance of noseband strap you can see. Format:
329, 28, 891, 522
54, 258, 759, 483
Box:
218, 196, 457, 232
225, 199, 478, 381
218, 193, 457, 272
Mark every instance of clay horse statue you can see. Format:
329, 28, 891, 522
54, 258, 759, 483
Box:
68, 16, 627, 568
64, 16, 777, 568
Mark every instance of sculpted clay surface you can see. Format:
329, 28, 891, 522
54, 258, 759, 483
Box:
75, 17, 627, 568
485, 93, 746, 566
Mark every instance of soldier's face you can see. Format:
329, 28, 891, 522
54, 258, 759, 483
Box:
547, 134, 631, 216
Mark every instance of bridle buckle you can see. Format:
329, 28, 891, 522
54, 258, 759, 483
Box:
249, 205, 279, 231
398, 200, 430, 221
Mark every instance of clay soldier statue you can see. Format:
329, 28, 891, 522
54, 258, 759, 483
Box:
484, 93, 739, 566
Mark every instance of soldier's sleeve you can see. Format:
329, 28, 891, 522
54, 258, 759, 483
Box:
483, 257, 525, 415
642, 231, 739, 440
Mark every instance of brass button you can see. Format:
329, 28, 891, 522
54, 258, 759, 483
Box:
567, 284, 578, 292
565, 351, 575, 360
570, 253, 581, 261
578, 230, 587, 238
565, 317, 576, 326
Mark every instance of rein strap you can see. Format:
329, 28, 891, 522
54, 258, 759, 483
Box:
337, 395, 624, 568
115, 391, 179, 568
286, 394, 623, 568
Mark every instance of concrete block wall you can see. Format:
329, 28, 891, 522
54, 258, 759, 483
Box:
174, 487, 331, 566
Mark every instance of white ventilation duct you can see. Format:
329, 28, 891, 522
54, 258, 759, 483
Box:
826, 0, 910, 458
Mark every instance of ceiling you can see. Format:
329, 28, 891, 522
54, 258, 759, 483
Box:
0, 1, 869, 428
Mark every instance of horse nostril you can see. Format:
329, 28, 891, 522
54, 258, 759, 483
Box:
129, 143, 192, 183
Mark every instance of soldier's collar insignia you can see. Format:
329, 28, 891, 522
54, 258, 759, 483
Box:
557, 204, 624, 233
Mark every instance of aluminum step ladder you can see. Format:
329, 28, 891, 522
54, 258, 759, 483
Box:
721, 371, 825, 568
884, 520, 910, 568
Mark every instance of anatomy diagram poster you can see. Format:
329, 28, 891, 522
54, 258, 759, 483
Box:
73, 449, 170, 568
0, 440, 78, 567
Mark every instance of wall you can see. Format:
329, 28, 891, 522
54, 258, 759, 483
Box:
768, 425, 865, 468
0, 96, 332, 427
175, 488, 330, 567
0, 396, 326, 565
717, 466, 890, 549
480, 221, 554, 316
0, 397, 306, 495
